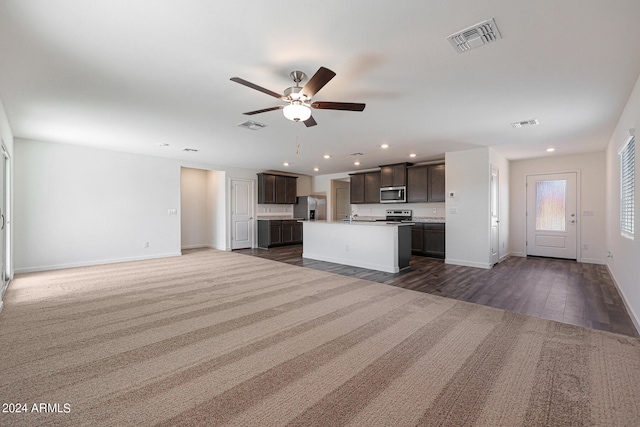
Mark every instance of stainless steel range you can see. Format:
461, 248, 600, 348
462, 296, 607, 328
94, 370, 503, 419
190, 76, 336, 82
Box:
385, 209, 412, 222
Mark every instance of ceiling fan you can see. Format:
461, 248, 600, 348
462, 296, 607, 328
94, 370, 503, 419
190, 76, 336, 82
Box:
230, 66, 366, 127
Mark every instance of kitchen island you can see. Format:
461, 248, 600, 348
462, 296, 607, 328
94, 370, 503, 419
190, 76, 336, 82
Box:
301, 220, 412, 273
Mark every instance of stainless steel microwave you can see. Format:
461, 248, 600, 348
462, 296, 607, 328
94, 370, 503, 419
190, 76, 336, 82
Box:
380, 186, 406, 203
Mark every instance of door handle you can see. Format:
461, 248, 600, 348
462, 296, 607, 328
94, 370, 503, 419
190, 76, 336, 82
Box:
570, 220, 576, 224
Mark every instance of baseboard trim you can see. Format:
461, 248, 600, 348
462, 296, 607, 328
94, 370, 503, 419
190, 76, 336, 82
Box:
445, 258, 492, 269
0, 300, 3, 315
580, 257, 606, 265
606, 264, 640, 335
14, 252, 183, 274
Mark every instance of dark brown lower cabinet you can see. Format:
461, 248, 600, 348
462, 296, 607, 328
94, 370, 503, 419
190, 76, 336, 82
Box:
258, 220, 303, 249
411, 223, 445, 259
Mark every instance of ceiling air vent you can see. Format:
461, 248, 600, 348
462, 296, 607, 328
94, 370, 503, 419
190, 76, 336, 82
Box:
182, 148, 199, 152
447, 18, 502, 53
511, 118, 539, 128
238, 120, 267, 130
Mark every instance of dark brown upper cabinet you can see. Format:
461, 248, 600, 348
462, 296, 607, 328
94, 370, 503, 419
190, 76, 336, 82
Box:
349, 171, 381, 204
380, 163, 411, 188
258, 173, 297, 204
428, 164, 446, 202
407, 163, 445, 203
364, 172, 381, 203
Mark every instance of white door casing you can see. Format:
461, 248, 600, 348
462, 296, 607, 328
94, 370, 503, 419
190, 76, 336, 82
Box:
231, 178, 254, 249
490, 165, 500, 265
526, 172, 577, 259
335, 186, 350, 220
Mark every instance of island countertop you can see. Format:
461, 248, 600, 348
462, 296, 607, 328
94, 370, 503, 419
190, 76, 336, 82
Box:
299, 220, 415, 226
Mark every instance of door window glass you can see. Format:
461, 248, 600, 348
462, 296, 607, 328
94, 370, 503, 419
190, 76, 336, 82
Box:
535, 179, 566, 231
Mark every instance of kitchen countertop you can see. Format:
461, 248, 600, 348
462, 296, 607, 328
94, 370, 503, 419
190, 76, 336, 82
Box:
300, 220, 414, 227
412, 216, 446, 223
256, 216, 305, 220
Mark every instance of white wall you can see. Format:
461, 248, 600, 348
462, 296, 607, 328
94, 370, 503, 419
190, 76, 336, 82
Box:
509, 152, 606, 264
15, 139, 182, 272
14, 138, 261, 272
207, 170, 226, 251
445, 148, 492, 269
605, 73, 640, 330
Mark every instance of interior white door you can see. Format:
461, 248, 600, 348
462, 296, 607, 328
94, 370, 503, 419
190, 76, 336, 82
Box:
526, 172, 577, 259
490, 166, 500, 265
335, 185, 350, 220
231, 178, 254, 249
0, 143, 8, 293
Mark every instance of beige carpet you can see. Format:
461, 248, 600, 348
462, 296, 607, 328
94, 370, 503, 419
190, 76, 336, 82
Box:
1, 249, 639, 426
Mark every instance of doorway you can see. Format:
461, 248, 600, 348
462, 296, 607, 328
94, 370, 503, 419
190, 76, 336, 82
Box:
526, 172, 578, 259
332, 179, 350, 221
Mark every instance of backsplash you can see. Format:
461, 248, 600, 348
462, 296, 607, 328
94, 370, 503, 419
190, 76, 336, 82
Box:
257, 204, 293, 216
351, 203, 445, 218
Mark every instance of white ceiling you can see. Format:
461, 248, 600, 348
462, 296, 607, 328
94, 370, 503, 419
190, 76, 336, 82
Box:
1, 0, 640, 176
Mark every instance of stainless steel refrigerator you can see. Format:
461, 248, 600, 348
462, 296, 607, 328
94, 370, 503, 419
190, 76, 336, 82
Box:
294, 195, 327, 220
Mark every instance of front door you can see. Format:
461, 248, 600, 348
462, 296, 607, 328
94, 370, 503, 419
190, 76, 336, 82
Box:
526, 172, 577, 259
231, 178, 254, 249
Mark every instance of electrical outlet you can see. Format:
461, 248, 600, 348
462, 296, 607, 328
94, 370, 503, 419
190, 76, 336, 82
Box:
450, 207, 458, 214
167, 209, 177, 215
345, 245, 349, 252
583, 244, 589, 250
143, 241, 149, 248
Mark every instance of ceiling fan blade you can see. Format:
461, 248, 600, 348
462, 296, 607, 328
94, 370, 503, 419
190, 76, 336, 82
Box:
230, 77, 282, 99
243, 106, 283, 115
310, 101, 366, 111
301, 67, 336, 98
303, 115, 317, 127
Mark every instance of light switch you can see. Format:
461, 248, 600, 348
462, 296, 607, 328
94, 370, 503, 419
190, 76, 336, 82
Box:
168, 209, 177, 215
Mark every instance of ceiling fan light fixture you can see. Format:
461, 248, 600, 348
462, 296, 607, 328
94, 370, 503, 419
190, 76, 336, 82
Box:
283, 102, 311, 122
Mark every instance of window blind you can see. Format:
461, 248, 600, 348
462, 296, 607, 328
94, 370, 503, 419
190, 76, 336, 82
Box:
620, 135, 635, 238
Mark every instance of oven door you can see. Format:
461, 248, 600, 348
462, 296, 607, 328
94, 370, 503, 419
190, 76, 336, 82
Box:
380, 186, 406, 203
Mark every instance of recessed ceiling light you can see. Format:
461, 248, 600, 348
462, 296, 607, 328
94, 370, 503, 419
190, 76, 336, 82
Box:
409, 153, 417, 158
323, 154, 331, 159
313, 167, 319, 172
354, 161, 361, 166
283, 162, 290, 166
381, 144, 389, 149
546, 148, 555, 152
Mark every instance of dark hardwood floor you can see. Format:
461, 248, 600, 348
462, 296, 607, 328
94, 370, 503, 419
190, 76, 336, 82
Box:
233, 245, 639, 338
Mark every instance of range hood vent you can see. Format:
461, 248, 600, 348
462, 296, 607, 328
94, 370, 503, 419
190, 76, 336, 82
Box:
447, 18, 502, 53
